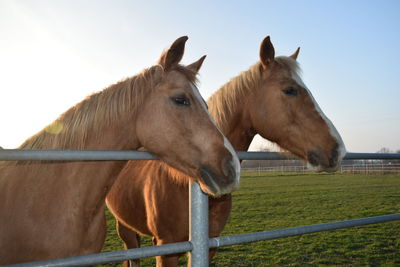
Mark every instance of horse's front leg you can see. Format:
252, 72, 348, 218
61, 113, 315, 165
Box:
153, 237, 182, 267
116, 220, 141, 267
156, 254, 180, 267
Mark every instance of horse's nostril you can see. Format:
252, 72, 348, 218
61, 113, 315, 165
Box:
200, 167, 219, 194
222, 158, 236, 182
222, 156, 232, 176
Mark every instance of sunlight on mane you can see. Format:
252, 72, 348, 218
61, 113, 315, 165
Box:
18, 68, 159, 150
207, 63, 262, 129
15, 62, 199, 153
208, 56, 302, 131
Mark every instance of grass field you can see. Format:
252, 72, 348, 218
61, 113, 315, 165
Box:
102, 173, 400, 266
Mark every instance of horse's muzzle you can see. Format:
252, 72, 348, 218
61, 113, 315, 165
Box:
199, 156, 240, 196
307, 146, 341, 173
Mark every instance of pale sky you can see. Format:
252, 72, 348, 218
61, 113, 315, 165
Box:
1, 0, 399, 152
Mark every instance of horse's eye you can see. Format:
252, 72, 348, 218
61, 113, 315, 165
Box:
283, 87, 298, 97
172, 96, 190, 106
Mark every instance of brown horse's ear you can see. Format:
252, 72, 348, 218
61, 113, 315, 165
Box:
290, 47, 300, 60
148, 65, 164, 83
187, 55, 206, 73
158, 36, 188, 71
260, 36, 275, 69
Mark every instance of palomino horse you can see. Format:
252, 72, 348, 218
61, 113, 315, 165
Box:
106, 36, 346, 267
0, 36, 240, 265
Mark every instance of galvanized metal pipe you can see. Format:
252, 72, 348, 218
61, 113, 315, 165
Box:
342, 152, 400, 160
5, 241, 192, 267
6, 214, 399, 267
209, 213, 400, 248
236, 151, 400, 160
1, 149, 400, 161
0, 149, 156, 161
189, 182, 209, 267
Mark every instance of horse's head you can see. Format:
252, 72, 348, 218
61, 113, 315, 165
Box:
248, 36, 345, 172
136, 36, 240, 196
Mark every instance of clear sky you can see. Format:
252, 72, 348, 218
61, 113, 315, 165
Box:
1, 0, 399, 152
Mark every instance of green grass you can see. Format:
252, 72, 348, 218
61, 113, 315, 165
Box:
101, 173, 400, 266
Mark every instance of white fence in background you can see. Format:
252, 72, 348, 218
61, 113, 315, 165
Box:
0, 150, 400, 267
243, 163, 400, 174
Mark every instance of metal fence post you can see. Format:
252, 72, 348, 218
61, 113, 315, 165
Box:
189, 181, 209, 267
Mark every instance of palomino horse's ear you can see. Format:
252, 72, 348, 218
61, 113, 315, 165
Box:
148, 65, 164, 84
187, 55, 206, 73
260, 36, 275, 69
158, 36, 188, 71
290, 47, 300, 60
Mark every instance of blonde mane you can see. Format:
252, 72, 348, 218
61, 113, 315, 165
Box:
207, 56, 301, 130
18, 67, 160, 151
275, 56, 302, 77
207, 63, 263, 129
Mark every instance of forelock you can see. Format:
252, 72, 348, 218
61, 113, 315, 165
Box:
275, 56, 302, 77
170, 64, 199, 86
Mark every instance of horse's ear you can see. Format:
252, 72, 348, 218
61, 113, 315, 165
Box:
260, 36, 275, 69
158, 36, 188, 71
148, 65, 164, 83
290, 47, 300, 60
187, 55, 206, 73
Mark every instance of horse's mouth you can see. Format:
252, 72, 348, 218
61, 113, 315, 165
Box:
199, 163, 240, 196
307, 146, 343, 173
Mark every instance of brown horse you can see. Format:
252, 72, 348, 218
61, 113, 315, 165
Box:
106, 36, 346, 267
0, 36, 241, 265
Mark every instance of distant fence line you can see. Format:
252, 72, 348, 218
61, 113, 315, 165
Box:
242, 163, 400, 174
341, 163, 400, 174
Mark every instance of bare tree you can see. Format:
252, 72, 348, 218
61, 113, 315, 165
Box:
256, 143, 271, 152
377, 147, 392, 153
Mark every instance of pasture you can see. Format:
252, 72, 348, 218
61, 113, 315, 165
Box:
102, 172, 400, 266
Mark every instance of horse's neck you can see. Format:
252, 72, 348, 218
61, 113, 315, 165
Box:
81, 121, 140, 150
13, 82, 144, 222
224, 122, 256, 151
215, 105, 255, 151
210, 84, 258, 152
63, 102, 140, 150
20, 79, 143, 151
56, 116, 140, 217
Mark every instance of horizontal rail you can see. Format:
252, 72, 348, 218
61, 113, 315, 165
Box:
238, 152, 400, 160
209, 213, 400, 248
0, 150, 156, 161
342, 152, 400, 160
6, 242, 192, 267
6, 214, 400, 267
1, 149, 400, 161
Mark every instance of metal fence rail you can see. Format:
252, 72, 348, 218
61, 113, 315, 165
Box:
1, 150, 400, 267
7, 214, 400, 267
208, 213, 400, 248
1, 150, 400, 161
